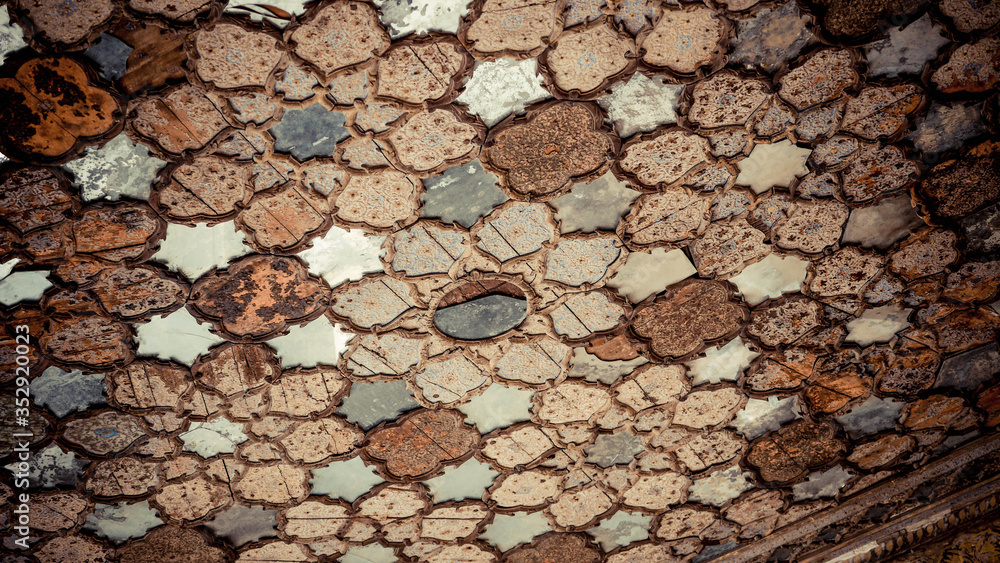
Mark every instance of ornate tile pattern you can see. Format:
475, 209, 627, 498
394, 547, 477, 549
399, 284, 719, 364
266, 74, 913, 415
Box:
0, 3, 998, 562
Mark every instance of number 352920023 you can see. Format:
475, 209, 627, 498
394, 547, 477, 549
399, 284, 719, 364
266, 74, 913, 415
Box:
13, 325, 32, 413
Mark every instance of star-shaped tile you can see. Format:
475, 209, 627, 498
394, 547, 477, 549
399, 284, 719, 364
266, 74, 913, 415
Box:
792, 466, 854, 501
865, 13, 949, 77
586, 510, 653, 552
179, 418, 248, 458
311, 456, 385, 503
63, 133, 166, 202
268, 315, 355, 369
550, 171, 640, 234
269, 103, 351, 161
83, 501, 164, 544
478, 511, 552, 551
335, 380, 420, 430
297, 226, 386, 289
0, 266, 52, 306
596, 73, 683, 138
607, 248, 696, 304
423, 458, 500, 503
340, 544, 398, 563
845, 305, 912, 346
134, 308, 225, 367
4, 444, 89, 489
835, 396, 904, 439
457, 384, 535, 434
686, 337, 760, 386
421, 159, 508, 228
688, 466, 754, 507
32, 367, 106, 418
0, 6, 27, 66
735, 140, 811, 194
731, 396, 802, 440
152, 222, 251, 282
456, 58, 551, 127
373, 0, 472, 37
585, 432, 645, 468
204, 504, 278, 547
729, 253, 808, 306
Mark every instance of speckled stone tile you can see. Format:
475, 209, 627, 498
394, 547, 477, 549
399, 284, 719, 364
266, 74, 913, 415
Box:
543, 23, 634, 98
463, 0, 560, 58
195, 23, 281, 89
631, 280, 744, 359
640, 6, 727, 75
131, 84, 230, 155
290, 2, 389, 76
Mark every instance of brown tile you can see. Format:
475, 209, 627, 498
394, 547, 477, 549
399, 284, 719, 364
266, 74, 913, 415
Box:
235, 464, 308, 504
377, 39, 469, 104
847, 434, 914, 470
902, 394, 975, 430
747, 296, 824, 348
505, 533, 601, 563
366, 409, 477, 479
746, 421, 843, 483
631, 279, 744, 359
42, 315, 132, 368
688, 72, 770, 129
156, 157, 252, 220
334, 170, 420, 229
917, 139, 1000, 221
117, 525, 231, 563
107, 361, 190, 410
486, 103, 614, 198
805, 368, 869, 414
0, 57, 119, 161
932, 39, 1000, 95
542, 23, 635, 98
194, 344, 277, 397
463, 0, 560, 57
279, 419, 363, 464
777, 49, 858, 111
63, 411, 147, 455
0, 167, 74, 235
194, 23, 282, 89
130, 84, 230, 155
191, 255, 328, 340
386, 108, 483, 173
86, 457, 159, 497
238, 184, 330, 252
289, 1, 390, 77
690, 218, 770, 278
35, 535, 111, 563
156, 476, 231, 520
640, 6, 728, 75
92, 265, 188, 319
72, 202, 163, 262
267, 368, 348, 416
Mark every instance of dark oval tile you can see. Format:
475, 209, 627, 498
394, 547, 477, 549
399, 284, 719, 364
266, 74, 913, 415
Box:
434, 294, 528, 340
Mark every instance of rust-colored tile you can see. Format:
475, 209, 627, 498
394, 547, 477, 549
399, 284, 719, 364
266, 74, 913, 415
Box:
191, 255, 328, 340
746, 421, 843, 483
485, 103, 614, 198
0, 57, 119, 160
366, 409, 478, 479
631, 279, 744, 359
